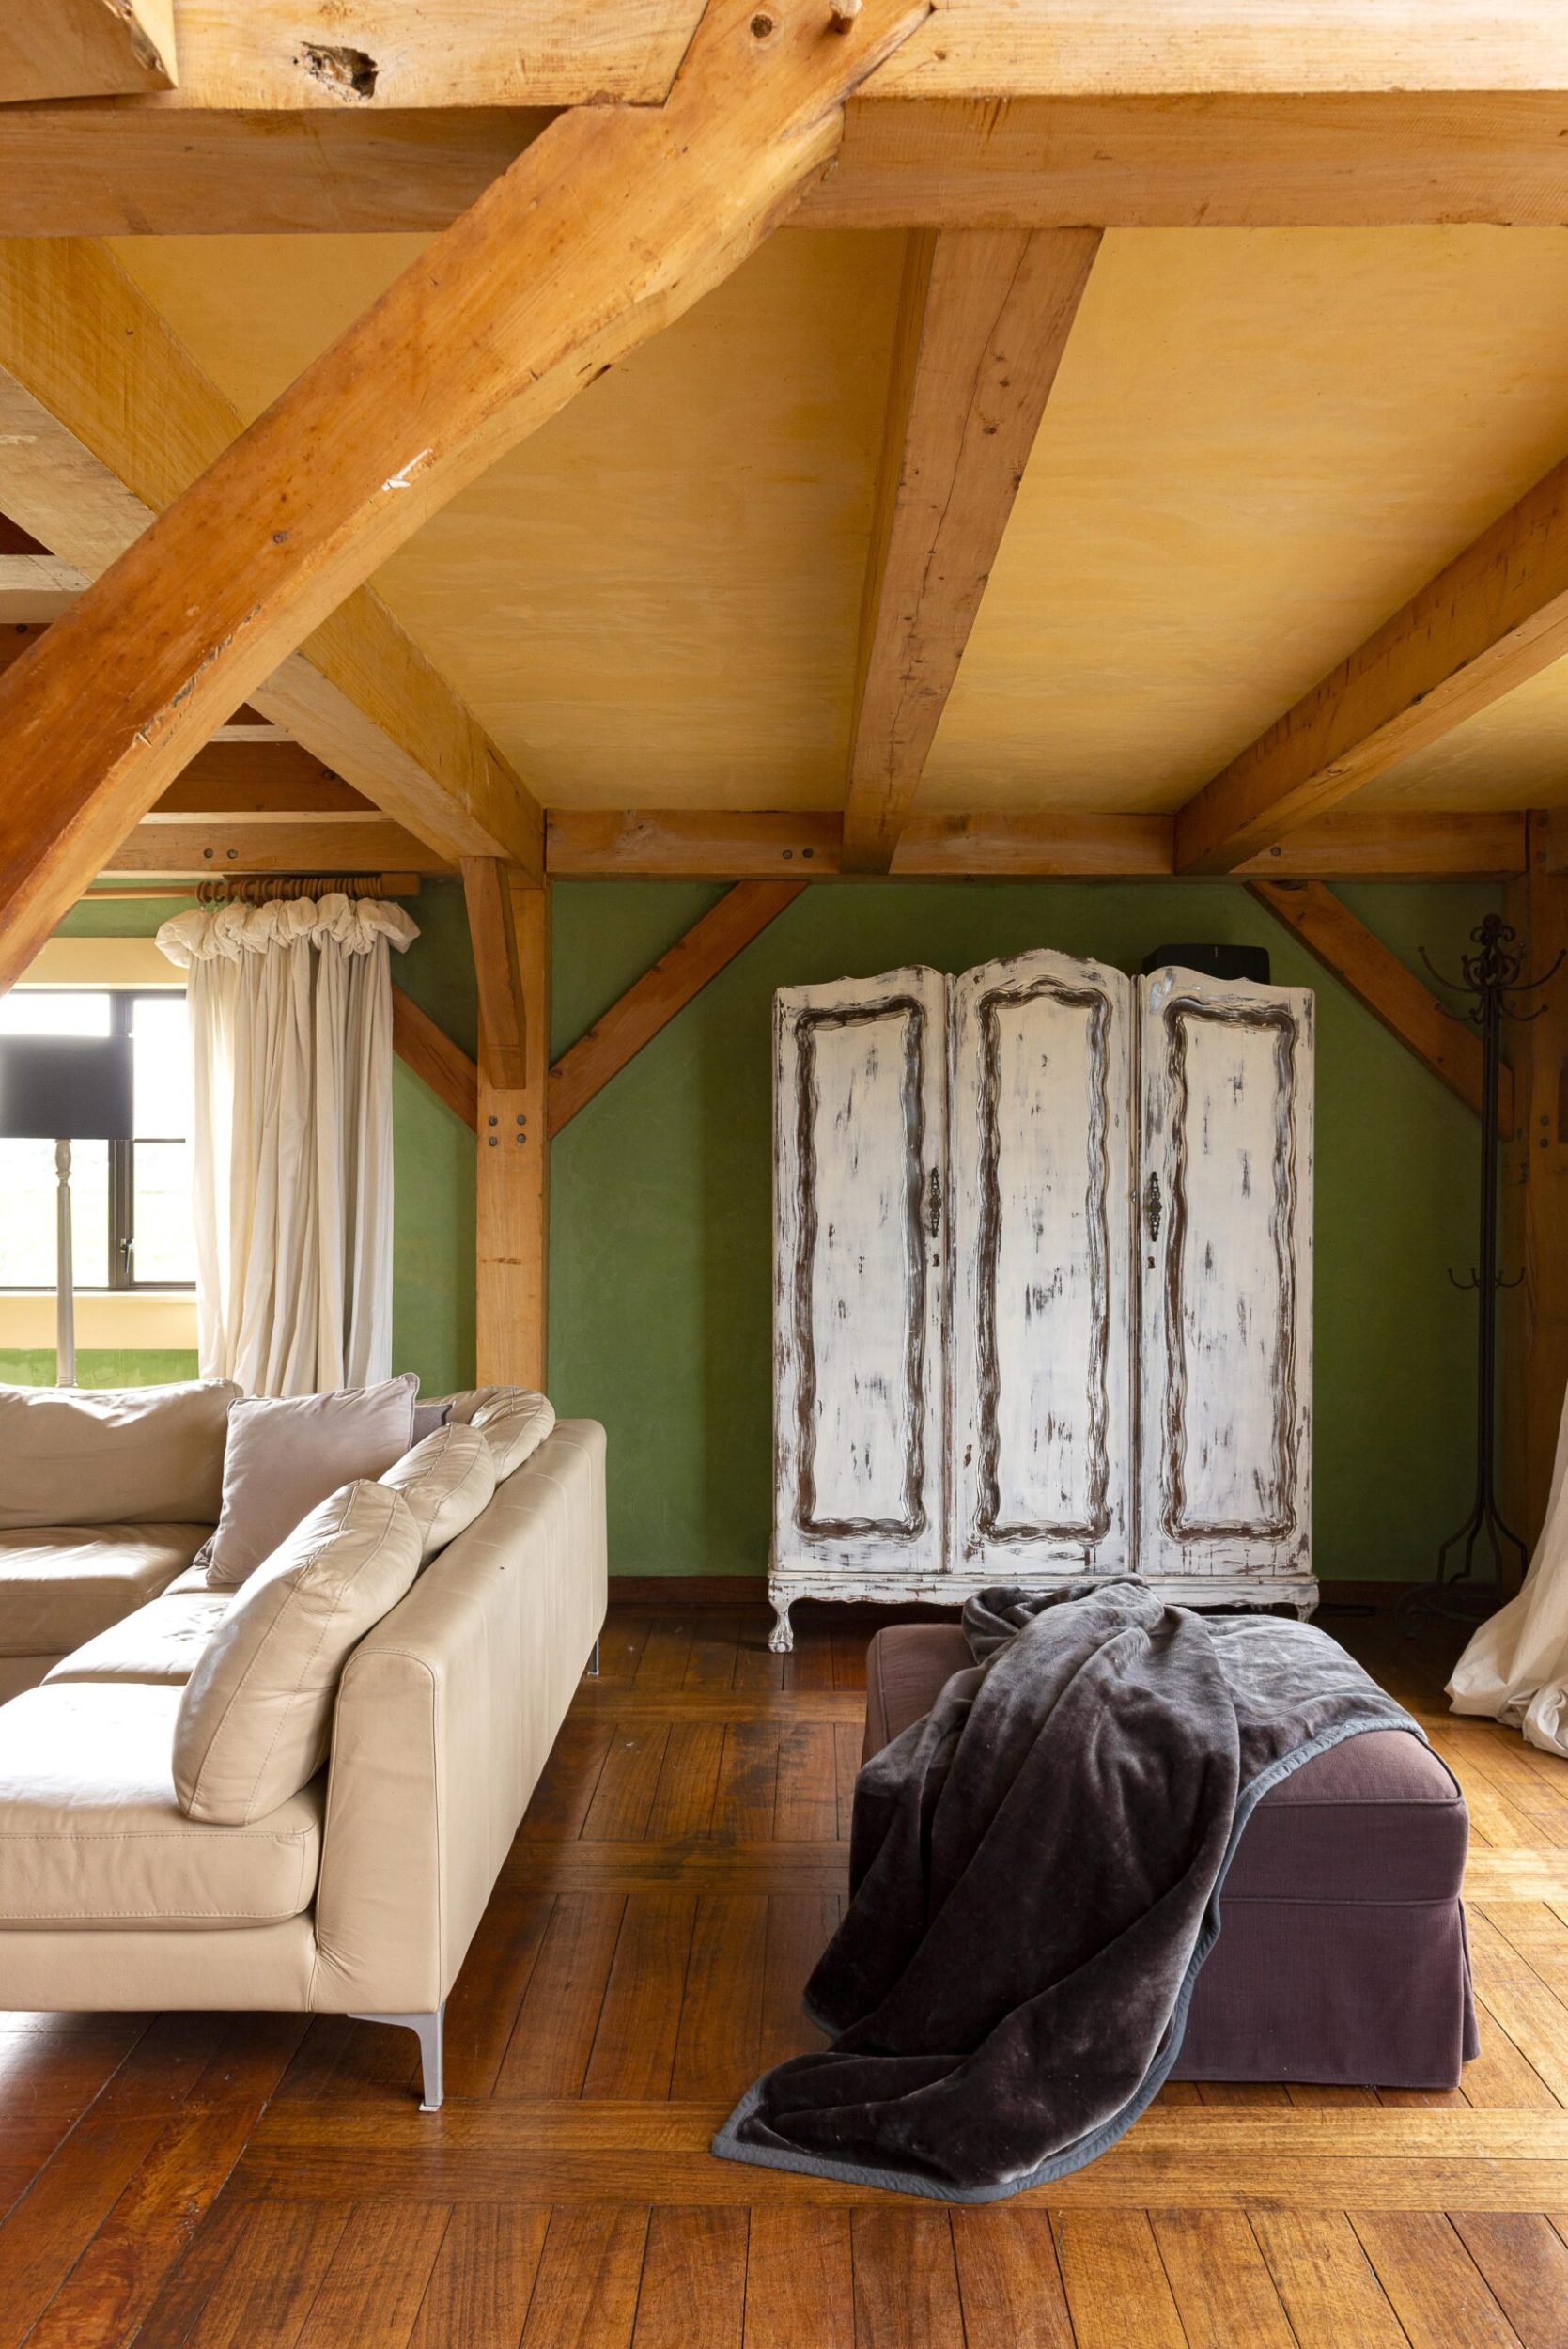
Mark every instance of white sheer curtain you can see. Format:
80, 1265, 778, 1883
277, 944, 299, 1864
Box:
156, 894, 418, 1397
1449, 1383, 1568, 1756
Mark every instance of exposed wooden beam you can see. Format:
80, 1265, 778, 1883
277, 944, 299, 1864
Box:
841, 226, 1099, 872
862, 5, 1568, 99
20, 92, 1568, 238
0, 0, 925, 992
463, 857, 528, 1090
1250, 879, 1509, 1134
476, 877, 551, 1390
0, 1, 176, 102
4, 630, 289, 741
1232, 810, 1527, 883
109, 818, 444, 875
1175, 454, 1568, 875
4, 2, 1566, 120
0, 105, 551, 239
0, 552, 86, 599
0, 515, 47, 557
152, 743, 374, 817
807, 92, 1568, 232
549, 880, 804, 1135
67, 1, 698, 109
0, 240, 543, 884
545, 806, 1527, 881
393, 985, 478, 1131
549, 810, 844, 877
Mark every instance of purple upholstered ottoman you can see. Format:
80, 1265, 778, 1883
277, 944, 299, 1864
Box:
862, 1624, 1478, 2091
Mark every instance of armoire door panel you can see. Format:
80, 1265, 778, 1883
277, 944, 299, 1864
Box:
951, 950, 1134, 1577
772, 968, 947, 1577
1138, 967, 1314, 1583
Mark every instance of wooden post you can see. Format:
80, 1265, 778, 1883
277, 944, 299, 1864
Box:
474, 876, 551, 1389
1500, 809, 1568, 1573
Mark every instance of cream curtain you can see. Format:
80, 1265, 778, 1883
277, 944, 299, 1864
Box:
156, 895, 418, 1397
1449, 1384, 1568, 1756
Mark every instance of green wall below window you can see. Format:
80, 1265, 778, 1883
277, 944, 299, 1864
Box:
0, 1349, 200, 1389
22, 876, 1499, 1584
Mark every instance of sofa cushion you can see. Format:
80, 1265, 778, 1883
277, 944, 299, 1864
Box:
45, 1589, 233, 1686
0, 1683, 321, 1929
0, 1524, 212, 1658
380, 1423, 496, 1567
201, 1375, 419, 1589
162, 1562, 216, 1598
176, 1480, 422, 1825
0, 1381, 238, 1532
0, 1656, 65, 1704
448, 1386, 555, 1480
861, 1623, 1468, 1904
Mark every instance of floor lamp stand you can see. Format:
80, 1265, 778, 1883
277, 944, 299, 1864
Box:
54, 1137, 75, 1389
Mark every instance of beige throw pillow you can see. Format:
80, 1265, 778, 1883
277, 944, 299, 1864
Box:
201, 1374, 418, 1590
447, 1386, 556, 1480
173, 1481, 421, 1826
0, 1380, 239, 1532
380, 1423, 496, 1566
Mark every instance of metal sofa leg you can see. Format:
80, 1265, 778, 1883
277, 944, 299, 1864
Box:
349, 2004, 445, 2110
586, 1637, 600, 1677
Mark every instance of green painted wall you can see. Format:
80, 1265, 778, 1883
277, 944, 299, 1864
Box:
0, 1349, 200, 1389
548, 879, 1498, 1586
14, 876, 1498, 1584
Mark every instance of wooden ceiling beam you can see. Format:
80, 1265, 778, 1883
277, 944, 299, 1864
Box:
0, 239, 543, 884
1250, 878, 1510, 1135
4, 2, 1566, 118
545, 806, 1528, 880
0, 0, 927, 991
0, 106, 551, 239
0, 1, 176, 103
108, 817, 445, 875
1175, 454, 1568, 875
841, 226, 1099, 873
4, 629, 288, 739
151, 743, 374, 816
806, 91, 1568, 232
17, 93, 1568, 238
462, 858, 529, 1091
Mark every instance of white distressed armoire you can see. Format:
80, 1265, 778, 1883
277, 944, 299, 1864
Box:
768, 950, 1313, 1650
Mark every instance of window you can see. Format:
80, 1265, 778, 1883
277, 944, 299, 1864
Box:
0, 990, 195, 1291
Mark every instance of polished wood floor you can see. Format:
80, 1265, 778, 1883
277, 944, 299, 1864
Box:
1, 1596, 1567, 2346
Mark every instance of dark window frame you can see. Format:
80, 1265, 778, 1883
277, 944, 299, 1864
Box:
3, 988, 194, 1295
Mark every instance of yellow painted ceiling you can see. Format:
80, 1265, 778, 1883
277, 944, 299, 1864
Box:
114, 228, 905, 811
923, 226, 1568, 815
113, 223, 1568, 816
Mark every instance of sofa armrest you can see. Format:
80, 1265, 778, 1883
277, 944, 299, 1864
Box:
308, 1419, 606, 2015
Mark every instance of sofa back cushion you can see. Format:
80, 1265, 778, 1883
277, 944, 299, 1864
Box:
446, 1387, 556, 1480
201, 1375, 418, 1590
174, 1480, 421, 1826
380, 1423, 496, 1567
0, 1381, 239, 1532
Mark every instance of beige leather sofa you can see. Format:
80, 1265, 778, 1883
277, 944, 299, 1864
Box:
0, 1398, 606, 2107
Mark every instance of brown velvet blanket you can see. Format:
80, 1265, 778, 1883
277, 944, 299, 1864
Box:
713, 1578, 1418, 2201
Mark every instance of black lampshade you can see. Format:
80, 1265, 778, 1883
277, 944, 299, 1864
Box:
0, 1034, 134, 1140
1141, 943, 1271, 986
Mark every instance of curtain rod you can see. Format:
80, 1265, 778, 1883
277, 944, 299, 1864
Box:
80, 873, 424, 905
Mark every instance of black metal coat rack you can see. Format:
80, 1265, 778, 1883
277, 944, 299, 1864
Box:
1417, 913, 1561, 1603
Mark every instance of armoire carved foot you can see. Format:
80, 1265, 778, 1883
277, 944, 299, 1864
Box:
768, 1596, 795, 1655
